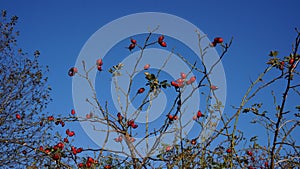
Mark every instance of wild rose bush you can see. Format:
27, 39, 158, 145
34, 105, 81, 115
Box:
1, 10, 300, 169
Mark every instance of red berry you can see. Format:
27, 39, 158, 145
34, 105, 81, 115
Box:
63, 137, 69, 143
160, 41, 167, 47
52, 153, 60, 160
73, 67, 78, 73
57, 142, 64, 149
158, 35, 164, 43
96, 59, 103, 66
246, 150, 253, 156
48, 116, 55, 121
68, 67, 78, 77
16, 114, 21, 120
71, 109, 76, 115
188, 76, 196, 84
180, 72, 187, 79
131, 39, 137, 44
78, 163, 84, 168
186, 80, 192, 85
197, 110, 203, 118
226, 148, 232, 153
66, 129, 70, 135
280, 61, 285, 70
166, 146, 172, 152
171, 81, 179, 88
210, 85, 218, 90
118, 136, 123, 142
289, 58, 294, 64
86, 113, 91, 119
137, 87, 145, 94
48, 116, 54, 121
168, 114, 173, 121
191, 139, 197, 145
173, 115, 178, 120
176, 78, 184, 83
144, 64, 150, 70
87, 157, 94, 163
39, 146, 44, 151
53, 145, 58, 151
214, 37, 223, 43
132, 124, 138, 129
45, 149, 51, 154
129, 137, 135, 142
72, 149, 77, 155
76, 147, 83, 153
128, 43, 135, 51
68, 131, 75, 137
86, 162, 92, 167
127, 120, 134, 127
114, 137, 120, 142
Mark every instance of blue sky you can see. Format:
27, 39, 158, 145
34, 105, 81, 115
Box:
2, 0, 300, 155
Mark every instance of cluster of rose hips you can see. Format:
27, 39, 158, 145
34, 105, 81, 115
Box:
192, 110, 204, 120
127, 119, 138, 129
286, 54, 299, 69
158, 35, 167, 47
54, 118, 65, 127
114, 135, 135, 143
210, 37, 223, 47
128, 38, 137, 51
171, 72, 196, 88
77, 157, 99, 168
46, 115, 66, 127
167, 114, 178, 121
224, 149, 269, 168
68, 58, 104, 77
71, 146, 83, 155
267, 52, 299, 71
114, 135, 123, 142
115, 113, 136, 143
68, 67, 78, 77
38, 141, 67, 161
66, 129, 75, 137
117, 112, 138, 129
47, 115, 54, 121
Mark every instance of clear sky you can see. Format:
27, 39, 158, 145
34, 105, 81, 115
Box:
2, 0, 300, 154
